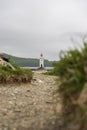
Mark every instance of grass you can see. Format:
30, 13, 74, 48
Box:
0, 61, 33, 84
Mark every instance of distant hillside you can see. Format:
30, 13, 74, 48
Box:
3, 53, 54, 67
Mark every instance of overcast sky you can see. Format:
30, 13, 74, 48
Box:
0, 0, 87, 60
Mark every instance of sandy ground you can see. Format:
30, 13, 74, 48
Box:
0, 72, 62, 130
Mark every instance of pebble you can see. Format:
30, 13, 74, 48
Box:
0, 73, 62, 129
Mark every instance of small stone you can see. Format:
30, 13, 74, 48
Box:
34, 102, 37, 105
52, 121, 55, 125
9, 101, 13, 105
11, 93, 15, 96
13, 97, 16, 100
32, 78, 37, 81
27, 90, 30, 92
14, 109, 21, 112
46, 101, 53, 104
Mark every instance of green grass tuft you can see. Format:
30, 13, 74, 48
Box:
0, 61, 33, 84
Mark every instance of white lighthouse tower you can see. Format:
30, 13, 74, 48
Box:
39, 53, 44, 68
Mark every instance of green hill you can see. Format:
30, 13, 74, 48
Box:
3, 53, 53, 67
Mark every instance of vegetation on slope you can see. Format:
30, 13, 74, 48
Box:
0, 60, 33, 84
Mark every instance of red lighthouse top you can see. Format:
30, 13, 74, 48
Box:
40, 53, 43, 57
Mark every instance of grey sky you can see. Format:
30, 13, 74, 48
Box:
0, 0, 87, 60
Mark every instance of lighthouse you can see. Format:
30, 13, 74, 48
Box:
39, 53, 44, 68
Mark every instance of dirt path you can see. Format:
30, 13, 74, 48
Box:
0, 72, 62, 130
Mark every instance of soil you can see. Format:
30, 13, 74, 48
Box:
0, 71, 62, 130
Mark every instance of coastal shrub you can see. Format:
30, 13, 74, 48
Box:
52, 43, 87, 129
44, 69, 54, 75
0, 63, 33, 84
52, 44, 87, 95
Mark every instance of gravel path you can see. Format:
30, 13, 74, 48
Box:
0, 72, 62, 130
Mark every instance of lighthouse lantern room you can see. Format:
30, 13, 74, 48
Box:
39, 53, 44, 68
